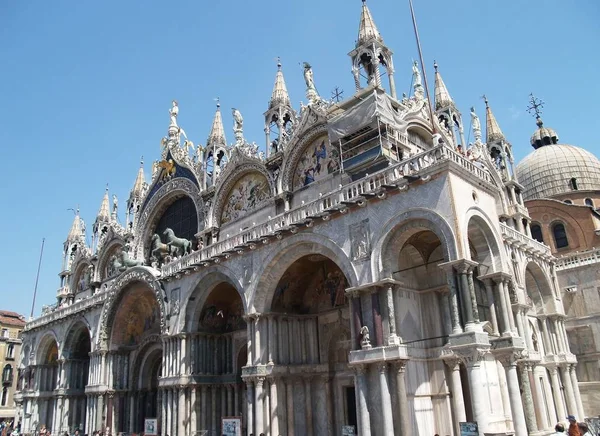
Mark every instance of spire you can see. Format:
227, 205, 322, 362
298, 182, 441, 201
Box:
96, 185, 111, 222
131, 157, 146, 197
357, 0, 382, 46
269, 59, 291, 109
433, 61, 454, 110
67, 207, 84, 242
484, 96, 505, 143
207, 100, 227, 147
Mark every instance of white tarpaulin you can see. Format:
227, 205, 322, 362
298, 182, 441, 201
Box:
328, 89, 408, 142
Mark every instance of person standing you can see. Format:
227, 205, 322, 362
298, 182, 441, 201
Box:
567, 415, 581, 436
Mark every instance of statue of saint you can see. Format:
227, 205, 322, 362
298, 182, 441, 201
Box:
412, 60, 422, 88
303, 62, 316, 91
232, 108, 243, 132
169, 100, 179, 126
470, 106, 482, 142
112, 195, 118, 217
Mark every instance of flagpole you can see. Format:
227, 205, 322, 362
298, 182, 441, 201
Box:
30, 238, 45, 320
408, 0, 437, 134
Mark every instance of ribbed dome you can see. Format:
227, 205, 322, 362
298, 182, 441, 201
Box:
516, 144, 600, 201
530, 118, 559, 149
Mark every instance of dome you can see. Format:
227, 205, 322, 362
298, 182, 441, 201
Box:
530, 117, 559, 149
516, 143, 600, 201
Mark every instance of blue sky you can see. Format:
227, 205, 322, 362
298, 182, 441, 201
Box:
1, 0, 599, 318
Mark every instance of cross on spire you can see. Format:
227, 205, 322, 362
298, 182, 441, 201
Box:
331, 86, 344, 103
527, 93, 545, 119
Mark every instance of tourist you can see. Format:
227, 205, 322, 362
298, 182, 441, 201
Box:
567, 415, 581, 436
578, 422, 592, 436
553, 423, 566, 434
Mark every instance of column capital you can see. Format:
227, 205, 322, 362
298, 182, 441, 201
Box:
354, 364, 368, 376
438, 259, 478, 274
392, 360, 408, 373
256, 376, 265, 387
377, 362, 388, 373
453, 346, 489, 367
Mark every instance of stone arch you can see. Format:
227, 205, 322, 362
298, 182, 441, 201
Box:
371, 208, 458, 281
464, 207, 505, 273
70, 260, 93, 293
131, 334, 163, 390
97, 267, 167, 349
406, 121, 434, 148
212, 163, 274, 227
523, 261, 554, 314
280, 123, 330, 192
250, 233, 358, 313
182, 267, 246, 333
36, 332, 59, 364
180, 266, 246, 332
61, 317, 92, 358
135, 178, 204, 260
97, 236, 125, 281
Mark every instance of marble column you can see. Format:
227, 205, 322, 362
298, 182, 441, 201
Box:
540, 318, 552, 354
528, 364, 546, 429
270, 378, 280, 436
166, 389, 172, 436
286, 379, 294, 436
160, 390, 167, 436
465, 350, 488, 436
494, 278, 511, 336
201, 385, 208, 432
304, 378, 313, 436
444, 269, 462, 334
255, 316, 263, 365
561, 366, 578, 417
499, 356, 527, 436
211, 385, 217, 435
355, 365, 371, 436
246, 381, 254, 436
483, 280, 499, 335
385, 286, 400, 344
444, 359, 466, 436
246, 316, 254, 366
378, 364, 394, 435
129, 394, 135, 433
255, 378, 265, 435
569, 364, 585, 419
268, 316, 276, 364
467, 269, 480, 323
234, 384, 240, 416
549, 367, 565, 421
180, 335, 187, 375
323, 375, 334, 435
458, 268, 475, 329
518, 364, 538, 433
178, 386, 186, 436
190, 387, 197, 436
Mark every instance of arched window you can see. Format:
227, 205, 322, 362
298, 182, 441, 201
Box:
564, 199, 572, 205
585, 198, 594, 207
2, 364, 12, 383
570, 177, 578, 190
1, 388, 6, 406
531, 224, 544, 243
552, 223, 569, 249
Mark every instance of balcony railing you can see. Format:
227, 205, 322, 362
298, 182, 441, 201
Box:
499, 223, 552, 257
162, 144, 495, 276
555, 248, 600, 271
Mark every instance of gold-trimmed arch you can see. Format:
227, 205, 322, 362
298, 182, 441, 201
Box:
211, 160, 274, 228
135, 177, 204, 260
97, 267, 167, 350
280, 122, 330, 193
248, 232, 358, 313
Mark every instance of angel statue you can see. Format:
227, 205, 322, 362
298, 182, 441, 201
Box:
303, 62, 316, 91
232, 108, 243, 132
169, 100, 179, 126
412, 60, 422, 88
195, 144, 205, 163
112, 195, 118, 218
183, 140, 195, 155
470, 106, 482, 143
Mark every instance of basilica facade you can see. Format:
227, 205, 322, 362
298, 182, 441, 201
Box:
15, 2, 588, 436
